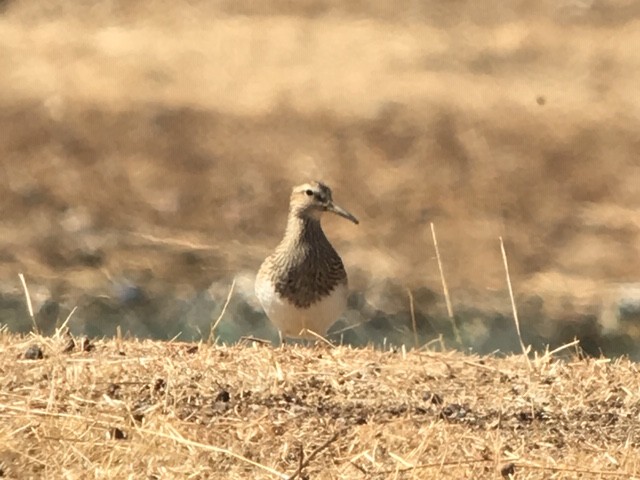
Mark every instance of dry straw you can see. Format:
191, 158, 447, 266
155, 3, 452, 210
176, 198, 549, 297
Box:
18, 273, 38, 333
208, 278, 236, 344
499, 236, 531, 370
430, 223, 461, 344
407, 287, 418, 347
1, 333, 637, 478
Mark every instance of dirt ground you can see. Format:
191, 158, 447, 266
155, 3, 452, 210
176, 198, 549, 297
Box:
1, 332, 640, 479
0, 1, 639, 352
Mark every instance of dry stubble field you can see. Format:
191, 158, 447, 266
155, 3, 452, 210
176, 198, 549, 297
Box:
2, 331, 640, 479
1, 0, 640, 478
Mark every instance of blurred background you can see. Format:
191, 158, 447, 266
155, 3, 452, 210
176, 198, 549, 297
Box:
1, 0, 639, 356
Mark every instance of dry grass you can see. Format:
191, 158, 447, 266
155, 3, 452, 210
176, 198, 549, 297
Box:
1, 330, 640, 479
1, 3, 640, 473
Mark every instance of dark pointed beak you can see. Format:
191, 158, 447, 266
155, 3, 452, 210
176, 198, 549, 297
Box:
327, 202, 359, 224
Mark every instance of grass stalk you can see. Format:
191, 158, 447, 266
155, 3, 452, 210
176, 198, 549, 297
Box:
499, 236, 531, 370
430, 223, 461, 344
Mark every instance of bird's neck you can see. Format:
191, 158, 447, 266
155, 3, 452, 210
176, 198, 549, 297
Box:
282, 214, 327, 249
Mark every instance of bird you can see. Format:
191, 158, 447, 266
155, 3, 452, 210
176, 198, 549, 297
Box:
255, 181, 359, 341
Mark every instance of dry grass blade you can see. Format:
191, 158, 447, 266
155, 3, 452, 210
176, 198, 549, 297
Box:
300, 328, 336, 348
18, 273, 38, 333
287, 429, 344, 480
137, 426, 288, 479
0, 404, 118, 427
430, 223, 461, 343
517, 462, 636, 477
546, 340, 580, 357
238, 335, 272, 345
55, 306, 78, 338
329, 320, 369, 336
375, 458, 493, 474
499, 236, 531, 370
208, 278, 236, 344
407, 288, 418, 348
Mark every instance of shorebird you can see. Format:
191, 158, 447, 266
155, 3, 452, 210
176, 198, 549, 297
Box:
255, 181, 359, 340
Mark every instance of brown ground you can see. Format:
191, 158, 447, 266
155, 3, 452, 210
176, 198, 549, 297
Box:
1, 332, 640, 479
0, 1, 640, 350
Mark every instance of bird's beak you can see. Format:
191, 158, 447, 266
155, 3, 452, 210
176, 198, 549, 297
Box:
327, 202, 359, 225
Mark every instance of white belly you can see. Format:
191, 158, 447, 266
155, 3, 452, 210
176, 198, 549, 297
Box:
255, 276, 348, 339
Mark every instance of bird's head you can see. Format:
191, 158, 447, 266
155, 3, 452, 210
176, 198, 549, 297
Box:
289, 181, 359, 224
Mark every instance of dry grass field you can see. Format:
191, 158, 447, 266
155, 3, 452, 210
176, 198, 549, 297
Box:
1, 0, 640, 352
2, 330, 640, 479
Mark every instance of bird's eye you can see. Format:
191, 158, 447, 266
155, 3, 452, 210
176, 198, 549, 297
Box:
305, 189, 313, 196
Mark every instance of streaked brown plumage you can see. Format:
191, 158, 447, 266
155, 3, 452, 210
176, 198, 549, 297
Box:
255, 181, 358, 339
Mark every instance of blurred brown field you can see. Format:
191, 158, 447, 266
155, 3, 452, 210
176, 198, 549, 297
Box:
0, 0, 639, 351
